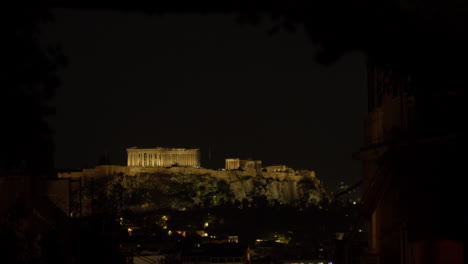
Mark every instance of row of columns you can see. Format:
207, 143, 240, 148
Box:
127, 151, 200, 167
225, 159, 240, 170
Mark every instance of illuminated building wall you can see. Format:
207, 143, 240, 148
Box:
225, 158, 240, 170
127, 147, 200, 168
225, 158, 262, 173
240, 160, 262, 172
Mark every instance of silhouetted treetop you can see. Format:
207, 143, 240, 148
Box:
1, 7, 66, 176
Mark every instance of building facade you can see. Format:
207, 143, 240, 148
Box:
225, 159, 241, 170
225, 158, 262, 173
346, 57, 465, 264
127, 147, 200, 168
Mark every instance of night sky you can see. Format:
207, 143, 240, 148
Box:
42, 8, 367, 192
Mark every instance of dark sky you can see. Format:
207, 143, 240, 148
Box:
43, 8, 367, 191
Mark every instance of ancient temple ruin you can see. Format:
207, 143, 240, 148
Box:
126, 147, 200, 168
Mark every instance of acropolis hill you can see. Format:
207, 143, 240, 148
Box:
58, 147, 328, 210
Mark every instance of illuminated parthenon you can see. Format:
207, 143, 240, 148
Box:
127, 147, 200, 168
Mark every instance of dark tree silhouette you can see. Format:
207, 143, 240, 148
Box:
1, 7, 65, 178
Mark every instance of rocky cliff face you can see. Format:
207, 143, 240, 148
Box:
61, 165, 328, 213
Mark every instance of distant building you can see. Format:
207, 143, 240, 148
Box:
229, 236, 239, 244
225, 158, 262, 173
127, 147, 200, 168
225, 158, 241, 170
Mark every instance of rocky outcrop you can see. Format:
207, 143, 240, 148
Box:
60, 165, 328, 212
